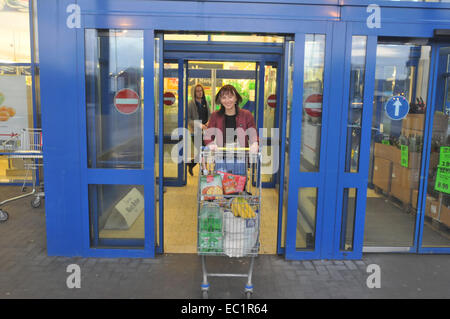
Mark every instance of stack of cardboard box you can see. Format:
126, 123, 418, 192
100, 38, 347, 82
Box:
401, 114, 424, 137
424, 195, 450, 227
409, 112, 449, 227
372, 112, 450, 226
372, 114, 425, 206
373, 143, 397, 193
372, 142, 419, 205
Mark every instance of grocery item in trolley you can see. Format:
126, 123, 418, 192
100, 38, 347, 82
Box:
200, 174, 223, 200
223, 210, 258, 258
231, 197, 255, 219
198, 204, 223, 253
217, 171, 246, 195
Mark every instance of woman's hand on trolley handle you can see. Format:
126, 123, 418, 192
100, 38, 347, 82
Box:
207, 143, 218, 152
206, 142, 258, 153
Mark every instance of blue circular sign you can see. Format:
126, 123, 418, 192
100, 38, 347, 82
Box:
385, 95, 409, 120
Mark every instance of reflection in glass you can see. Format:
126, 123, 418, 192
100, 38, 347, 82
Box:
341, 188, 357, 251
0, 4, 31, 63
187, 61, 257, 115
164, 33, 284, 43
301, 34, 325, 172
345, 36, 367, 173
364, 43, 430, 247
422, 47, 450, 247
164, 63, 179, 135
89, 184, 145, 249
296, 188, 317, 250
281, 41, 295, 248
163, 63, 179, 178
262, 64, 278, 183
0, 67, 34, 183
85, 29, 144, 169
155, 36, 161, 248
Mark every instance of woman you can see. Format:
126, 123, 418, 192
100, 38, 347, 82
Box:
204, 84, 259, 153
187, 84, 210, 176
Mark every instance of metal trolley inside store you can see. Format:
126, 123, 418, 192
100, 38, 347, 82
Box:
197, 147, 261, 299
0, 128, 44, 223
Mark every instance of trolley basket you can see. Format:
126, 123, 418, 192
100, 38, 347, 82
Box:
197, 146, 262, 299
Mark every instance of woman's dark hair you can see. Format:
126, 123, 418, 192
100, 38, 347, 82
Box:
215, 84, 242, 115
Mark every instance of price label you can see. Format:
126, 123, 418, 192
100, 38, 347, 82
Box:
401, 145, 409, 168
435, 166, 450, 194
439, 146, 450, 169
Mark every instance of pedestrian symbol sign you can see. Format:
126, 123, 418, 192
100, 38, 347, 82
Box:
385, 95, 409, 120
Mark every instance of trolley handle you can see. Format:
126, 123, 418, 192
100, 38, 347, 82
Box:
202, 146, 260, 153
202, 146, 249, 151
217, 147, 250, 151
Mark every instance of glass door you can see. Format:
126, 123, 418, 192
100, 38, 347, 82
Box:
363, 40, 432, 251
419, 45, 450, 252
163, 60, 186, 187
82, 28, 156, 257
260, 62, 280, 188
284, 31, 332, 260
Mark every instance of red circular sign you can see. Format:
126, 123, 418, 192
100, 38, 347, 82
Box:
114, 89, 140, 115
267, 94, 277, 108
163, 92, 176, 106
304, 94, 323, 117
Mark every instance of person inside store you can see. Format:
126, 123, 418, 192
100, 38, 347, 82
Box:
187, 84, 211, 176
204, 84, 259, 155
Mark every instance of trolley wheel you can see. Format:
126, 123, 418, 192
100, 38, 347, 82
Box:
202, 291, 208, 299
245, 291, 252, 299
0, 209, 9, 223
31, 197, 41, 208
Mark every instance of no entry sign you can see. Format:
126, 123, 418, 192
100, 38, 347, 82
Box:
163, 92, 176, 106
114, 89, 140, 115
267, 94, 277, 108
304, 94, 323, 117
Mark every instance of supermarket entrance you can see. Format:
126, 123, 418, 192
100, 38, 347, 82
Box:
363, 40, 450, 253
155, 33, 286, 254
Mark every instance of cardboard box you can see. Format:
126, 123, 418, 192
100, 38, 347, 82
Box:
411, 189, 418, 209
391, 164, 420, 190
440, 205, 450, 227
373, 157, 392, 192
390, 165, 412, 204
432, 113, 448, 134
429, 152, 440, 170
390, 176, 412, 205
425, 196, 439, 219
9, 158, 25, 170
374, 143, 401, 163
401, 128, 423, 137
402, 114, 425, 131
407, 152, 421, 170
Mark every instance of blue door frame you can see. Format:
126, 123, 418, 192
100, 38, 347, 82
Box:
157, 41, 284, 253
284, 24, 337, 260
417, 43, 450, 255
164, 44, 282, 187
76, 29, 157, 258
335, 23, 450, 258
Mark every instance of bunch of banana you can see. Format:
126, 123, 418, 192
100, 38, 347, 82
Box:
231, 197, 256, 219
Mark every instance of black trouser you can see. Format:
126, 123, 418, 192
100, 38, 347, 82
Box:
189, 133, 205, 165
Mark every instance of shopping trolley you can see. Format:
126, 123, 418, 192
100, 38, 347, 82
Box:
0, 128, 44, 223
197, 146, 261, 299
